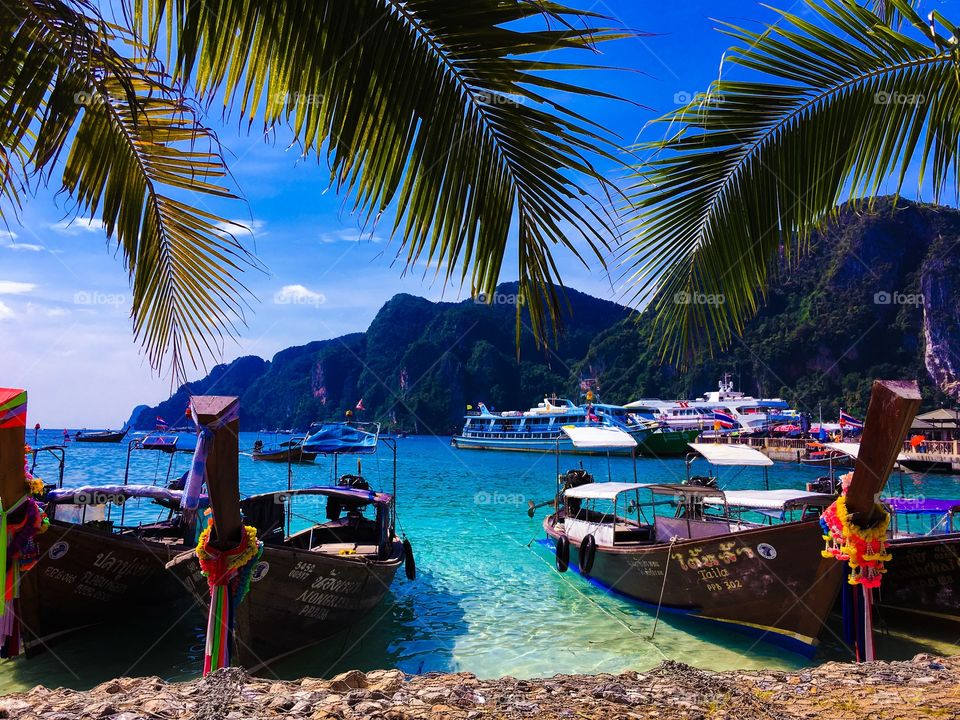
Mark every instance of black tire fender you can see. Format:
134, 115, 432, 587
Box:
579, 534, 597, 576
555, 536, 570, 573
403, 538, 416, 580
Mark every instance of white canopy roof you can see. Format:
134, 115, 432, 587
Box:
561, 425, 637, 450
824, 442, 910, 462
705, 489, 832, 510
565, 482, 649, 501
688, 443, 774, 467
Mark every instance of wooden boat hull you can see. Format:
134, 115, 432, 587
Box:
252, 449, 318, 464
545, 517, 842, 653
880, 533, 960, 623
75, 431, 127, 443
20, 521, 188, 650
169, 540, 403, 670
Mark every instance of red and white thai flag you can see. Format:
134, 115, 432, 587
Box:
355, 399, 366, 412
156, 416, 168, 429
839, 410, 863, 428
713, 410, 737, 429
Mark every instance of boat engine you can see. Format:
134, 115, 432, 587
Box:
337, 474, 370, 491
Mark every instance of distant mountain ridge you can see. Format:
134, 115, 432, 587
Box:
130, 283, 630, 432
132, 200, 960, 433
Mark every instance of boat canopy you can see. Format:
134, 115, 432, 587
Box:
246, 485, 393, 507
46, 484, 196, 505
561, 425, 637, 450
688, 442, 774, 467
303, 423, 379, 454
884, 497, 960, 515
565, 482, 650, 501
138, 433, 198, 452
824, 441, 909, 462
706, 489, 833, 511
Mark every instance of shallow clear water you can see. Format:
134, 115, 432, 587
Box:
2, 431, 958, 692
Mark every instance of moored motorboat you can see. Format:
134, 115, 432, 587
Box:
167, 397, 413, 672
542, 427, 841, 654
75, 426, 129, 443
21, 431, 207, 652
251, 436, 317, 464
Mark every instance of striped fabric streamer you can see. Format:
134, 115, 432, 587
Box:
203, 584, 232, 674
0, 390, 27, 429
181, 400, 240, 513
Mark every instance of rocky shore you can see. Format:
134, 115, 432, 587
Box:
1, 654, 956, 720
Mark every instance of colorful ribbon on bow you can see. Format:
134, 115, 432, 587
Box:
0, 390, 27, 429
0, 495, 48, 657
181, 401, 240, 516
196, 521, 261, 674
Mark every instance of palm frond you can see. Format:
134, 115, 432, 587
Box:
623, 0, 960, 364
135, 0, 631, 345
0, 0, 255, 380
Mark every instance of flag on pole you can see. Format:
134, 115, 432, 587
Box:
156, 416, 168, 429
713, 410, 737, 429
355, 399, 365, 412
839, 410, 863, 429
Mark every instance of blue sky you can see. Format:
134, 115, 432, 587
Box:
1, 0, 956, 426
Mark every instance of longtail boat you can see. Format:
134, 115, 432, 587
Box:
20, 431, 208, 652
251, 437, 317, 464
75, 426, 129, 443
167, 396, 413, 673
542, 428, 841, 654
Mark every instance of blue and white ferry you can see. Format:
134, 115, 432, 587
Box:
451, 396, 655, 454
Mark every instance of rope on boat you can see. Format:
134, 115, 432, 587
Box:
650, 537, 678, 640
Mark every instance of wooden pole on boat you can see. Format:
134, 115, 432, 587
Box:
845, 381, 920, 525
844, 380, 920, 662
192, 396, 242, 550
0, 389, 27, 511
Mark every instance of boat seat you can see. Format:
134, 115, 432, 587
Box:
311, 543, 379, 557
614, 523, 653, 542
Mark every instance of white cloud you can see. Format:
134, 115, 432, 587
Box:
319, 229, 384, 244
214, 219, 265, 238
0, 281, 36, 295
0, 300, 12, 320
50, 218, 106, 235
0, 231, 42, 251
273, 284, 326, 307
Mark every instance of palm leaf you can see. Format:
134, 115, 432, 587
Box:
0, 0, 255, 379
135, 0, 631, 345
623, 0, 960, 364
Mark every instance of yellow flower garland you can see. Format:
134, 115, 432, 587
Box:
196, 522, 260, 574
821, 495, 892, 587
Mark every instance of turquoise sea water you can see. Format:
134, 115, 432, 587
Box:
2, 431, 958, 692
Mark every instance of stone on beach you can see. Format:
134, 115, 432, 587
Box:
1, 654, 957, 720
